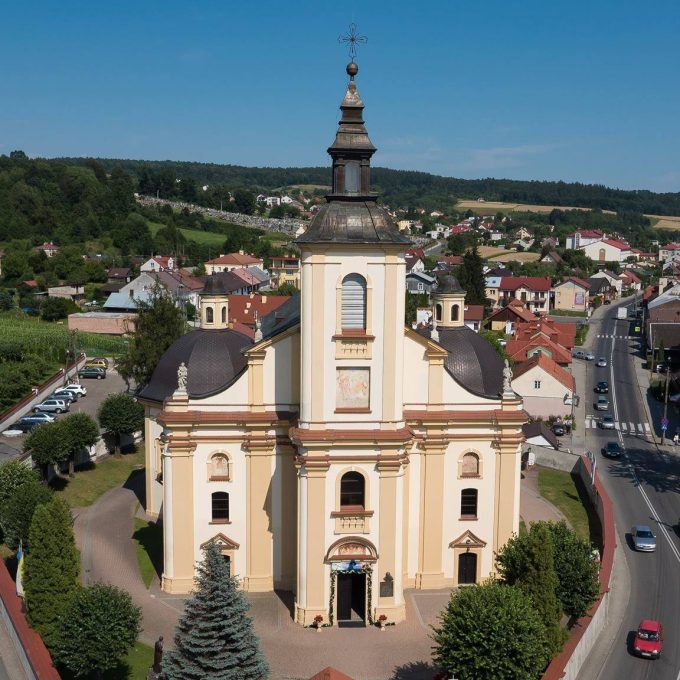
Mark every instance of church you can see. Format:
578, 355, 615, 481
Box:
139, 59, 526, 628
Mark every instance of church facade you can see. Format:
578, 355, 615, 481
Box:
139, 61, 526, 627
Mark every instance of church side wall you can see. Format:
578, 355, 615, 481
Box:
143, 407, 163, 518
262, 333, 300, 408
189, 371, 249, 407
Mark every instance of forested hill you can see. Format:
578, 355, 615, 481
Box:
58, 156, 680, 216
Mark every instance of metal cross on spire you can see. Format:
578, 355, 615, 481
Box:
338, 22, 367, 62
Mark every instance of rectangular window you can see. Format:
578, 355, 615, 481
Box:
460, 489, 478, 518
534, 380, 541, 389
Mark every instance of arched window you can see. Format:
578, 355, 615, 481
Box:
341, 274, 367, 330
340, 472, 365, 508
435, 303, 442, 322
206, 307, 214, 324
209, 453, 230, 480
451, 304, 460, 321
460, 488, 478, 518
461, 453, 479, 477
221, 306, 227, 323
598, 248, 606, 261
211, 492, 229, 522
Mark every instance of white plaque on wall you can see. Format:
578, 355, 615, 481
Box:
336, 368, 370, 410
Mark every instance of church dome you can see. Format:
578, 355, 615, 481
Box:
436, 275, 465, 294
418, 326, 503, 398
139, 328, 253, 403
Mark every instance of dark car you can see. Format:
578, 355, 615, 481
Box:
603, 441, 622, 458
4, 420, 40, 434
51, 390, 77, 403
78, 367, 106, 380
595, 381, 609, 394
552, 423, 566, 436
603, 299, 611, 305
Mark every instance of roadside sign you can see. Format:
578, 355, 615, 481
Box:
635, 326, 640, 333
661, 417, 669, 431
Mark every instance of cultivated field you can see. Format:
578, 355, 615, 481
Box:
488, 251, 541, 263
647, 215, 680, 230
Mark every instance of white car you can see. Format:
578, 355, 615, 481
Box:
596, 357, 608, 367
63, 383, 87, 397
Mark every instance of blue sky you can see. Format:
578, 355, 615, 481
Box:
2, 0, 679, 191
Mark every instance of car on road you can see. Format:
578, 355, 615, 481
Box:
633, 619, 663, 658
33, 399, 69, 414
603, 299, 611, 305
20, 413, 56, 424
572, 349, 587, 359
595, 381, 609, 394
596, 357, 608, 367
602, 441, 622, 458
600, 415, 615, 429
78, 367, 106, 380
84, 358, 108, 370
552, 423, 566, 436
50, 390, 77, 403
585, 352, 595, 361
631, 525, 657, 552
595, 397, 610, 410
62, 383, 87, 397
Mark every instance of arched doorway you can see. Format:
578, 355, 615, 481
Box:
458, 553, 477, 584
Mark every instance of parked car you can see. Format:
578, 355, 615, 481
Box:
84, 358, 108, 370
20, 413, 56, 424
78, 367, 106, 380
600, 415, 615, 429
62, 383, 87, 397
572, 349, 587, 359
33, 399, 69, 414
603, 441, 622, 458
50, 390, 77, 403
595, 397, 610, 411
655, 363, 667, 374
633, 620, 663, 658
631, 525, 657, 552
595, 381, 609, 394
603, 299, 611, 305
596, 357, 608, 367
585, 352, 595, 361
552, 423, 566, 436
3, 420, 40, 434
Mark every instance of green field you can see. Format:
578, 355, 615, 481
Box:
0, 313, 128, 360
537, 469, 591, 540
148, 220, 292, 247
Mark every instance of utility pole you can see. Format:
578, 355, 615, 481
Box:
661, 369, 670, 445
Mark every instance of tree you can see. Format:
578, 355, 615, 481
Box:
0, 461, 39, 540
405, 292, 429, 325
24, 421, 70, 479
53, 583, 141, 680
40, 297, 74, 321
272, 282, 299, 297
1, 479, 53, 550
546, 521, 600, 618
431, 581, 551, 680
116, 285, 185, 388
97, 394, 144, 454
0, 291, 15, 310
60, 413, 100, 477
496, 522, 566, 655
24, 497, 80, 650
163, 542, 269, 680
232, 189, 256, 216
457, 245, 487, 305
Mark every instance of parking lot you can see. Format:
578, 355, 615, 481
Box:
0, 365, 127, 460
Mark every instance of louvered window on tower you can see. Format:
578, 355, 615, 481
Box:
341, 274, 367, 330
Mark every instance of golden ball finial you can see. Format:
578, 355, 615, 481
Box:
346, 62, 359, 78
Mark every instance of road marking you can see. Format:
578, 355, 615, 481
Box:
615, 421, 621, 431
609, 327, 680, 566
629, 422, 635, 433
644, 423, 651, 434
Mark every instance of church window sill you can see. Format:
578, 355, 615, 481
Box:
210, 519, 232, 525
333, 331, 375, 340
334, 407, 371, 414
459, 516, 478, 521
209, 476, 230, 482
331, 508, 374, 518
460, 473, 481, 479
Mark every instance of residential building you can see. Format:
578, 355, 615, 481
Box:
522, 422, 559, 450
204, 251, 263, 274
230, 266, 269, 292
225, 294, 291, 329
619, 270, 642, 291
484, 276, 502, 307
586, 277, 615, 302
37, 242, 59, 257
590, 270, 622, 297
497, 277, 552, 313
406, 271, 437, 294
437, 255, 464, 271
485, 300, 536, 334
579, 238, 632, 263
107, 267, 133, 284
463, 305, 485, 332
551, 277, 590, 313
565, 230, 604, 250
47, 285, 85, 304
658, 243, 680, 263
141, 256, 175, 272
505, 334, 572, 366
138, 65, 525, 626
541, 251, 563, 266
270, 256, 301, 289
512, 318, 577, 351
512, 354, 575, 418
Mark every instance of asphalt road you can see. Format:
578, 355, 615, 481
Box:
583, 308, 680, 679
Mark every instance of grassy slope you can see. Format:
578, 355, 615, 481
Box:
132, 517, 163, 588
537, 468, 591, 540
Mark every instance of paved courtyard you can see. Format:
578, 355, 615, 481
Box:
72, 455, 557, 679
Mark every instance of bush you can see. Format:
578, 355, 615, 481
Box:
40, 297, 77, 321
2, 478, 53, 550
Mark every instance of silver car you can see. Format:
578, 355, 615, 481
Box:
595, 397, 610, 411
600, 415, 615, 429
631, 525, 656, 552
32, 399, 70, 414
596, 357, 608, 367
585, 352, 595, 361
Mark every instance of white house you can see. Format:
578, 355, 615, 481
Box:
580, 238, 632, 264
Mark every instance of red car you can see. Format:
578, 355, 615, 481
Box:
633, 619, 663, 658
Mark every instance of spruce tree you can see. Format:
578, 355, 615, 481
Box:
163, 543, 269, 680
24, 497, 80, 650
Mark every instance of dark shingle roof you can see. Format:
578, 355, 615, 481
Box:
417, 326, 503, 398
138, 329, 253, 403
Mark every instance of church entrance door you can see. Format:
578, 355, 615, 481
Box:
458, 552, 477, 584
337, 572, 366, 627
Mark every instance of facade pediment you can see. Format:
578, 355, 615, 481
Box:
449, 530, 487, 549
200, 532, 240, 551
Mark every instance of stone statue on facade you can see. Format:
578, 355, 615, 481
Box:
177, 362, 188, 392
503, 359, 513, 394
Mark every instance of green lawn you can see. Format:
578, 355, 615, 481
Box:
148, 220, 294, 247
59, 641, 154, 680
52, 448, 144, 508
132, 516, 163, 588
537, 469, 591, 540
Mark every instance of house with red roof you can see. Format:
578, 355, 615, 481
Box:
497, 276, 552, 313
225, 293, 290, 329
619, 269, 642, 291
486, 299, 536, 334
512, 354, 575, 418
505, 335, 572, 366
513, 317, 577, 350
552, 276, 591, 313
36, 242, 59, 258
204, 251, 263, 274
565, 230, 605, 250
141, 255, 175, 272
463, 304, 485, 332
580, 238, 632, 263
658, 243, 680, 263
437, 255, 464, 271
